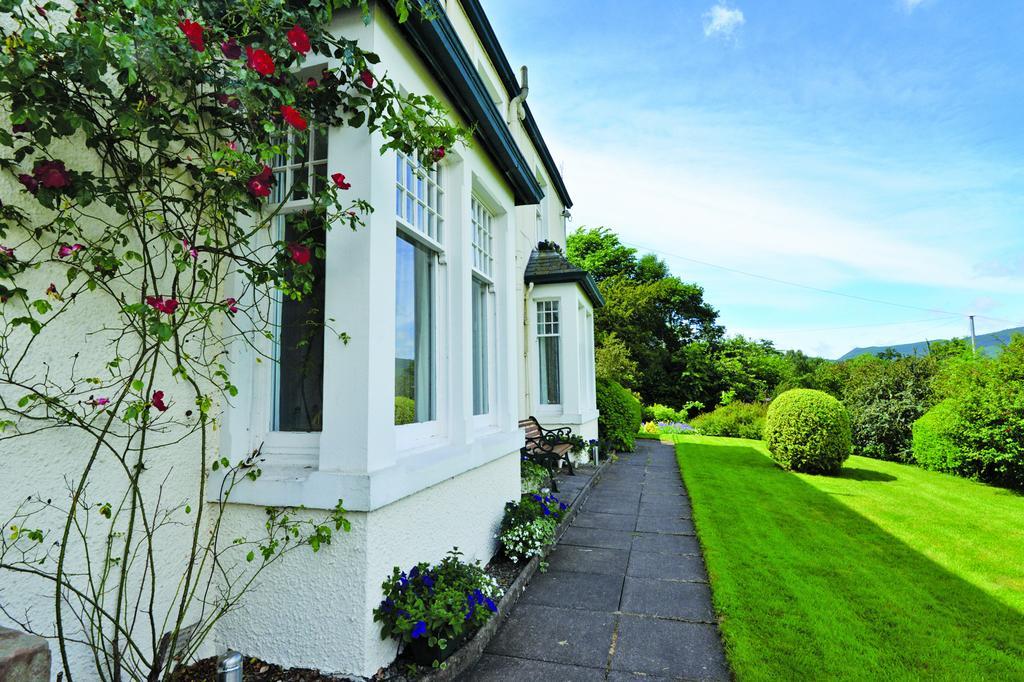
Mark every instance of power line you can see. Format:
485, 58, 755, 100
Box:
756, 315, 963, 334
620, 239, 1017, 327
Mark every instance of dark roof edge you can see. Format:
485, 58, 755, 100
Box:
458, 0, 574, 209
382, 1, 543, 206
525, 270, 605, 308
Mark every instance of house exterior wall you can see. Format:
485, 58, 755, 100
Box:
0, 2, 595, 680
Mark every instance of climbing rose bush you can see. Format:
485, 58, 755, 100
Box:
0, 0, 466, 679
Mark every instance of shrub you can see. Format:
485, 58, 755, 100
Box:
691, 402, 767, 439
520, 459, 549, 494
840, 355, 937, 462
912, 400, 962, 473
918, 337, 1024, 489
642, 403, 687, 423
597, 378, 642, 451
498, 493, 568, 563
373, 549, 502, 663
395, 396, 416, 425
764, 389, 852, 474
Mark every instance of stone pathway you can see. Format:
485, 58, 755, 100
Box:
462, 440, 729, 681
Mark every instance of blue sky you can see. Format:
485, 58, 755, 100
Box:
485, 0, 1024, 358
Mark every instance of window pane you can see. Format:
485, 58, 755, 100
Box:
472, 280, 489, 416
395, 235, 435, 424
275, 215, 326, 432
538, 336, 560, 405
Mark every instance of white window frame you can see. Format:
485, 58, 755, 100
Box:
470, 194, 498, 424
471, 195, 494, 278
254, 130, 329, 461
395, 152, 447, 450
396, 150, 444, 243
536, 298, 561, 406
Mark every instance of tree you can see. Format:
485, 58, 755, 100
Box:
0, 1, 466, 679
564, 226, 637, 282
567, 227, 723, 409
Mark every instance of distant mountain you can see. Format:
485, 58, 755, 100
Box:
839, 326, 1024, 361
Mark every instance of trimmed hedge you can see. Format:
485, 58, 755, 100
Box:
765, 389, 852, 474
597, 378, 642, 452
691, 402, 767, 439
912, 399, 962, 473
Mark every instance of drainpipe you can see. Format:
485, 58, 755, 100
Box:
507, 65, 529, 125
524, 281, 535, 410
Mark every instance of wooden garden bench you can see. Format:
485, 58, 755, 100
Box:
519, 416, 576, 492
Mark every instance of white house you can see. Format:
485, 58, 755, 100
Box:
0, 0, 601, 679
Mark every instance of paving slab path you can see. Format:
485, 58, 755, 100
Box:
461, 440, 729, 681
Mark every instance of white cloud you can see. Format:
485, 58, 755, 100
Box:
901, 0, 927, 12
703, 4, 745, 38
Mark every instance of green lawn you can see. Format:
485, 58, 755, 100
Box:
672, 434, 1024, 681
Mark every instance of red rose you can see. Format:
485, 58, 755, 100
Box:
178, 19, 205, 52
247, 165, 274, 199
224, 297, 238, 314
331, 173, 351, 190
287, 24, 311, 55
245, 46, 275, 76
220, 38, 241, 60
145, 296, 178, 315
359, 69, 374, 88
151, 391, 169, 412
33, 160, 71, 189
287, 243, 311, 265
280, 105, 308, 131
432, 146, 445, 162
18, 174, 38, 194
306, 77, 318, 89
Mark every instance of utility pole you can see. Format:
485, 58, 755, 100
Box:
969, 315, 977, 354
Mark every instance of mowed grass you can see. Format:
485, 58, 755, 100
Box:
672, 434, 1024, 681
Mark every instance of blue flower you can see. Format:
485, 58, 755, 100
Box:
380, 597, 395, 612
531, 494, 542, 502
484, 597, 497, 612
411, 620, 427, 639
559, 502, 568, 511
409, 565, 420, 580
473, 589, 485, 604
541, 504, 551, 516
422, 573, 435, 589
398, 572, 409, 589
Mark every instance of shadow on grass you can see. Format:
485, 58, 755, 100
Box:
674, 437, 1024, 680
837, 466, 897, 483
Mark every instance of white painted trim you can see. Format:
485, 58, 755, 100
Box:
210, 428, 522, 511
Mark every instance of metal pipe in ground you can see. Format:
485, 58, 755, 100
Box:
217, 651, 243, 682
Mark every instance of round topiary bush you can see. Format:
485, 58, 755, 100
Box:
764, 389, 852, 474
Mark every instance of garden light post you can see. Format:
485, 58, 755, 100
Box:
217, 651, 243, 682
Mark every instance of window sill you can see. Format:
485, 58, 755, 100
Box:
208, 428, 522, 512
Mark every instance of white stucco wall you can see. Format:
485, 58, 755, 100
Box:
212, 452, 517, 677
